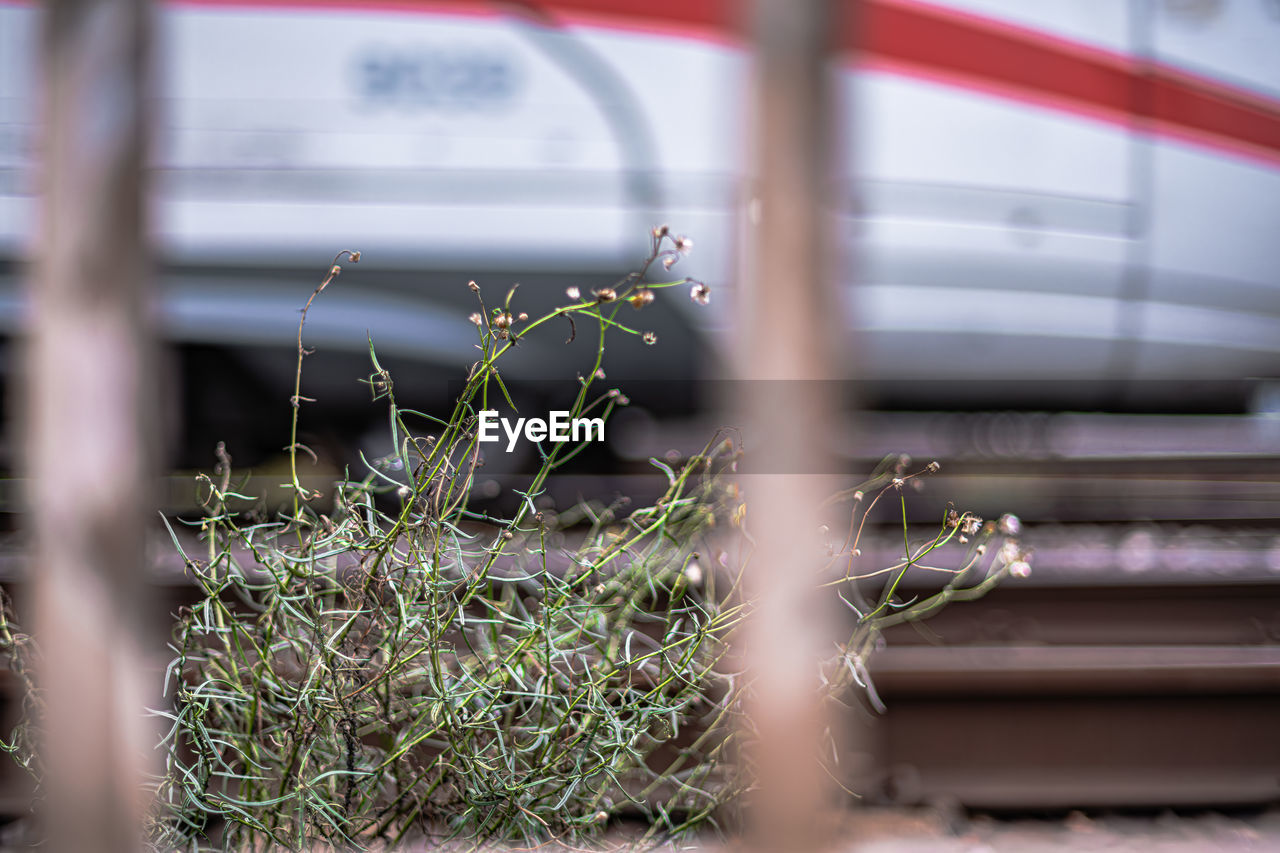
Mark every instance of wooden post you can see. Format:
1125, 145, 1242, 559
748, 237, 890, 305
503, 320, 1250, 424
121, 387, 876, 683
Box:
739, 0, 847, 849
28, 1, 155, 850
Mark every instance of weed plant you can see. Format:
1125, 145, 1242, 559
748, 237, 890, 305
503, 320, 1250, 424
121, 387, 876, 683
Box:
0, 229, 1030, 851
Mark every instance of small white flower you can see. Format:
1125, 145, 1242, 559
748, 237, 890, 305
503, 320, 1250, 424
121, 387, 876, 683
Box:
690, 282, 711, 305
999, 513, 1022, 536
468, 312, 484, 326
684, 561, 703, 585
675, 235, 693, 254
1009, 560, 1032, 578
642, 331, 657, 345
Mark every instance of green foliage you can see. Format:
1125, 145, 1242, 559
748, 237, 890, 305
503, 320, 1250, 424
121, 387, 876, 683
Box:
148, 233, 746, 850
0, 229, 1031, 851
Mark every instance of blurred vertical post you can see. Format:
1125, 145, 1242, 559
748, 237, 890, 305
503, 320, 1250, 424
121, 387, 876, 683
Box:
29, 1, 155, 850
739, 0, 847, 849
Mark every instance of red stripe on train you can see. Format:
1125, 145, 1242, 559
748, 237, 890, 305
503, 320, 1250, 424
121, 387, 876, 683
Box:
862, 0, 1280, 166
26, 0, 1280, 166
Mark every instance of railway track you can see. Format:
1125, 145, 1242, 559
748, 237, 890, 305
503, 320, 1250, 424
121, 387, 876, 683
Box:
1, 524, 1271, 815
853, 532, 1280, 811
0, 411, 1276, 817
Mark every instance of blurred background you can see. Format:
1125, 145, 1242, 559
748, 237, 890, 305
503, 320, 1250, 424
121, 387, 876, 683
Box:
1, 0, 1279, 833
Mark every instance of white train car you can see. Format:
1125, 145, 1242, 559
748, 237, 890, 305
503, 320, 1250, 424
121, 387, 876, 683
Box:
1, 0, 1278, 457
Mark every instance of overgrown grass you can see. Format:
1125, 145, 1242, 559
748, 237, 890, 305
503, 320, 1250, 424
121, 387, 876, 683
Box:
0, 229, 1030, 851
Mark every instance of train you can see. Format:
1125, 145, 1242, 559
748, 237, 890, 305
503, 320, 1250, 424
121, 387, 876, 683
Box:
1, 0, 1279, 465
